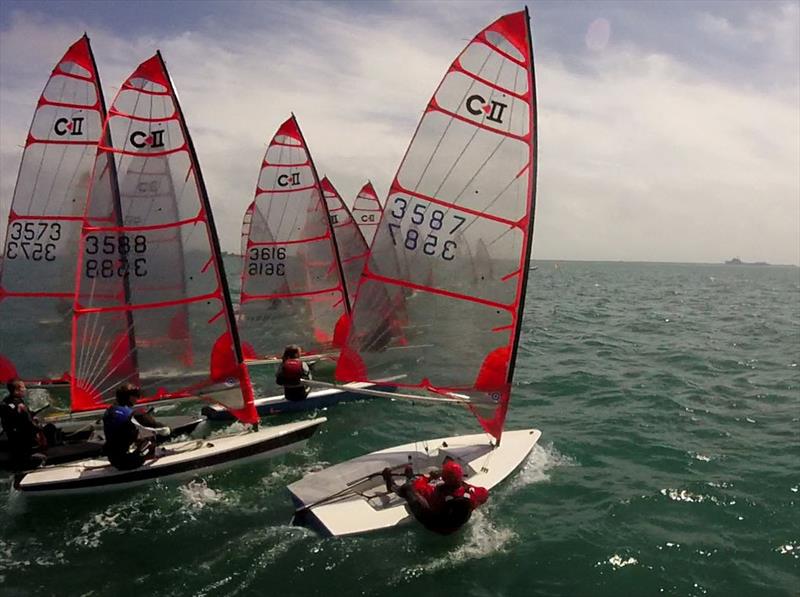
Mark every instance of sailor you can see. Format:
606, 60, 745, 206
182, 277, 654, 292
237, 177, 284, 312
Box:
275, 345, 311, 401
102, 383, 170, 470
382, 459, 489, 535
0, 379, 47, 469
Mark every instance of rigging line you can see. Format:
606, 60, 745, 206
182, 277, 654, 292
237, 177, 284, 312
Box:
76, 278, 102, 382
411, 44, 494, 191
45, 69, 95, 218
40, 142, 72, 219
29, 65, 81, 214
458, 57, 524, 239
430, 48, 522, 237
90, 332, 140, 397
429, 51, 505, 202
80, 296, 127, 388
81, 320, 111, 389
62, 65, 95, 213
28, 123, 55, 219
84, 324, 120, 390
268, 143, 293, 237
283, 170, 317, 262
130, 85, 163, 230
81, 308, 128, 391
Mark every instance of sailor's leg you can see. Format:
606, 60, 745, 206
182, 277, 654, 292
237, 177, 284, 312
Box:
396, 483, 434, 524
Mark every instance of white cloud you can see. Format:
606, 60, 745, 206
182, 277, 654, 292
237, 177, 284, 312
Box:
1, 2, 798, 264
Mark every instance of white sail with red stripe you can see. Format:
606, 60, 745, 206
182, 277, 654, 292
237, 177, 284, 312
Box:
240, 201, 255, 257
70, 52, 257, 423
351, 182, 382, 245
321, 177, 368, 310
238, 116, 350, 361
0, 36, 107, 385
336, 10, 537, 441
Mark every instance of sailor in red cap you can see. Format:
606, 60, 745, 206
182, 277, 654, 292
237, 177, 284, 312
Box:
382, 458, 489, 534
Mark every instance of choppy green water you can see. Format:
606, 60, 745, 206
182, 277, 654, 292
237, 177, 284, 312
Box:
2, 261, 798, 597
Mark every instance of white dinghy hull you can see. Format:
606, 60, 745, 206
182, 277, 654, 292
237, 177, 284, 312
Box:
15, 418, 326, 496
288, 428, 541, 537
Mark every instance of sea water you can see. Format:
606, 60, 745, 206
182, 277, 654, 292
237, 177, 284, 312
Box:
1, 260, 798, 596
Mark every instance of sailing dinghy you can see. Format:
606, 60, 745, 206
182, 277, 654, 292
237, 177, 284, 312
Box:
320, 177, 368, 310
0, 36, 103, 393
14, 53, 324, 495
289, 9, 540, 536
204, 163, 393, 420
207, 119, 382, 416
237, 115, 350, 365
351, 182, 383, 245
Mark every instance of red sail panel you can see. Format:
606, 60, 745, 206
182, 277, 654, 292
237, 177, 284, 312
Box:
238, 116, 349, 360
336, 11, 537, 441
70, 53, 257, 423
0, 36, 106, 385
240, 201, 255, 257
351, 181, 382, 245
321, 177, 368, 310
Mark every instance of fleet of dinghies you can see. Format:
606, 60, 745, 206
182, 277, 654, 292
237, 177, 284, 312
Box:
1, 7, 541, 537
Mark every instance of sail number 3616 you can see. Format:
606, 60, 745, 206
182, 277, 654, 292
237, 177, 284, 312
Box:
248, 247, 286, 276
387, 197, 464, 261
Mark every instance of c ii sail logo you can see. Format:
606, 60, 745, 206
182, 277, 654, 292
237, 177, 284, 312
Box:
277, 172, 300, 187
53, 117, 84, 136
465, 95, 507, 124
130, 129, 165, 149
360, 214, 376, 223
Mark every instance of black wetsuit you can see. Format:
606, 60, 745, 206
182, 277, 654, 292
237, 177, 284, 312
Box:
0, 396, 46, 469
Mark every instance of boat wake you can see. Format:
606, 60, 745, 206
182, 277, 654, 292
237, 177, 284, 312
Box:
67, 504, 132, 549
504, 441, 576, 494
178, 480, 231, 516
394, 442, 575, 580
395, 510, 516, 580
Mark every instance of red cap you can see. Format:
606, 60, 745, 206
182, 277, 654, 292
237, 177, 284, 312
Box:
442, 460, 463, 485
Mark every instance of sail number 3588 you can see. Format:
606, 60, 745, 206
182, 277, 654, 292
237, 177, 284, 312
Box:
84, 234, 148, 278
387, 197, 464, 261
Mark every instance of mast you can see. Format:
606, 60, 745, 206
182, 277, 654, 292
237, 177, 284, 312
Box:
156, 51, 245, 364
291, 115, 351, 316
505, 6, 537, 386
88, 34, 139, 376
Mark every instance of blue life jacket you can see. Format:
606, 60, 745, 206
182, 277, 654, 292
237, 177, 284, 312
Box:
103, 405, 137, 449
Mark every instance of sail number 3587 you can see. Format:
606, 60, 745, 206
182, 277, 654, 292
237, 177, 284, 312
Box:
387, 197, 464, 261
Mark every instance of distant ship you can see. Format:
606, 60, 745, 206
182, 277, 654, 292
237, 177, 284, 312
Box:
725, 257, 769, 266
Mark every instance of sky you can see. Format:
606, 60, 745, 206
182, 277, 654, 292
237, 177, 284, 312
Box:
0, 0, 798, 264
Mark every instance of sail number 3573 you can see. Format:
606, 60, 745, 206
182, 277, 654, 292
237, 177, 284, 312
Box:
387, 197, 464, 261
5, 222, 61, 261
